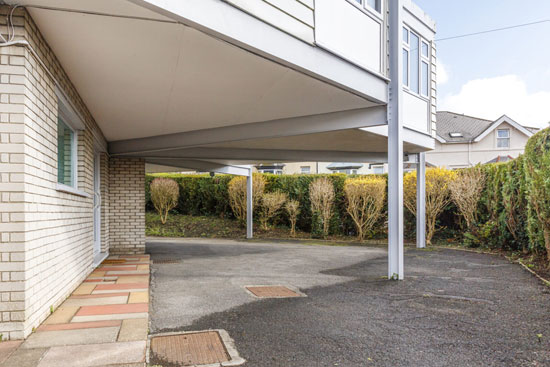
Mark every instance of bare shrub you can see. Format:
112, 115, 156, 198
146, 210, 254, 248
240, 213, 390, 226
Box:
309, 177, 335, 237
404, 168, 457, 245
150, 177, 179, 224
449, 168, 486, 231
259, 191, 287, 230
344, 176, 386, 241
285, 200, 301, 237
228, 174, 265, 226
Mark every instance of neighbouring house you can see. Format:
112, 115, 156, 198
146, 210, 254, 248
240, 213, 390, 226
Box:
280, 160, 430, 175
426, 111, 539, 169
0, 0, 436, 339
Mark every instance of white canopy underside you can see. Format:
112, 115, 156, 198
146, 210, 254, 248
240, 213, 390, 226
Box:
11, 0, 432, 173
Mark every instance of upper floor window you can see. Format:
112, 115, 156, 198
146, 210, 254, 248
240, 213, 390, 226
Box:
57, 116, 77, 187
403, 27, 430, 98
301, 166, 311, 174
353, 0, 381, 13
497, 129, 510, 148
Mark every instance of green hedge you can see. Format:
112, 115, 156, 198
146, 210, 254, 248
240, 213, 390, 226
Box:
146, 128, 550, 259
455, 128, 550, 258
146, 173, 394, 238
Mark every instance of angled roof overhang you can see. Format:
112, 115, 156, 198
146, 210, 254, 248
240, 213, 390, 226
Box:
474, 115, 535, 142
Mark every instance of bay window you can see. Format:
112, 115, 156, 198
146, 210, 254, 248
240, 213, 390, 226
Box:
403, 26, 430, 98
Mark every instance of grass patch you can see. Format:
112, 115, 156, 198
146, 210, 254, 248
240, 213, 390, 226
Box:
146, 213, 388, 246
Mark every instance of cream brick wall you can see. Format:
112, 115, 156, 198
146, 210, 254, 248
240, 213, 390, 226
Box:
109, 158, 145, 255
0, 6, 145, 340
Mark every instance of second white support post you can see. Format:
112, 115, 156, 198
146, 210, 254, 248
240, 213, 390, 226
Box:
416, 152, 426, 249
387, 0, 404, 280
246, 167, 253, 239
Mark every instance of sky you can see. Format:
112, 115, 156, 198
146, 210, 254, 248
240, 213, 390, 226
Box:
413, 0, 550, 128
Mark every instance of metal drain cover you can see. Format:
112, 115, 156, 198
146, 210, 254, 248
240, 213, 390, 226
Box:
102, 259, 127, 264
153, 259, 180, 264
149, 330, 245, 367
245, 285, 302, 298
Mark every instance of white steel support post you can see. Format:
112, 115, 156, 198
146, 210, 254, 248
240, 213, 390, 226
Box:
416, 152, 426, 249
387, 0, 404, 280
246, 167, 253, 239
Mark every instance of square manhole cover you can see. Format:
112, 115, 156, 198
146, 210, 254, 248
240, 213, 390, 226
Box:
150, 331, 229, 366
245, 285, 302, 298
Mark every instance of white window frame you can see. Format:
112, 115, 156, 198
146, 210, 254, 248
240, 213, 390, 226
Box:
403, 26, 430, 100
55, 89, 89, 197
300, 166, 311, 174
57, 115, 78, 189
348, 0, 383, 17
496, 128, 511, 149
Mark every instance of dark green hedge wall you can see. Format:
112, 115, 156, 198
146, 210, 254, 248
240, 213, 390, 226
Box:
146, 127, 550, 258
146, 173, 392, 238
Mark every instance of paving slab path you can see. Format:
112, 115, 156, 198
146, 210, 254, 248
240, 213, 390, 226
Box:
2, 255, 150, 367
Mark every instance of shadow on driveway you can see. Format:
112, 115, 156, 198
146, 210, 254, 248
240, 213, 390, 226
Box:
147, 238, 550, 367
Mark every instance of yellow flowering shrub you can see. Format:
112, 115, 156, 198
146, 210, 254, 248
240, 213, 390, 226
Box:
404, 167, 457, 245
344, 176, 386, 240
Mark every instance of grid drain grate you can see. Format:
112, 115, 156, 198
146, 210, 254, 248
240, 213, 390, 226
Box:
150, 331, 229, 366
102, 259, 127, 264
246, 285, 301, 298
153, 259, 181, 264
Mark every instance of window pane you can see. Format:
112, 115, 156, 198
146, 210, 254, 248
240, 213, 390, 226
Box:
497, 138, 510, 148
410, 32, 420, 93
497, 129, 510, 138
421, 42, 429, 58
421, 61, 429, 96
366, 0, 380, 12
57, 118, 74, 186
402, 49, 409, 86
403, 28, 409, 44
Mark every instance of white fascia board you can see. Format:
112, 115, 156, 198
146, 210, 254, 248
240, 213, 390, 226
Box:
127, 0, 388, 103
474, 115, 534, 142
137, 148, 389, 163
435, 135, 446, 144
110, 106, 387, 155
361, 126, 435, 151
403, 0, 436, 33
146, 158, 250, 176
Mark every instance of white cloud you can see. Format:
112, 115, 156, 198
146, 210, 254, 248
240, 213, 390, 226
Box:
436, 60, 449, 85
440, 75, 550, 128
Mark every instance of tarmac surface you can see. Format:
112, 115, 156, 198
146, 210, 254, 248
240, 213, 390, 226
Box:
148, 238, 550, 367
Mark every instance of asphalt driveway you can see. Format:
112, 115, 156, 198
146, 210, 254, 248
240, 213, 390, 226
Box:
147, 238, 550, 367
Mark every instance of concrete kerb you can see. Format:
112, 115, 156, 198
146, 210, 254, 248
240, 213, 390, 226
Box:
146, 329, 246, 367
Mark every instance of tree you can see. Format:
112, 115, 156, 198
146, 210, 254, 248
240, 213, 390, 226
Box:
309, 177, 335, 237
404, 167, 457, 245
449, 167, 486, 231
259, 191, 287, 230
285, 200, 301, 237
228, 174, 265, 226
344, 176, 386, 240
150, 178, 179, 224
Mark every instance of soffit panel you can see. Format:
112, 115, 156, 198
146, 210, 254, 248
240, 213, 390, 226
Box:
27, 6, 376, 141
